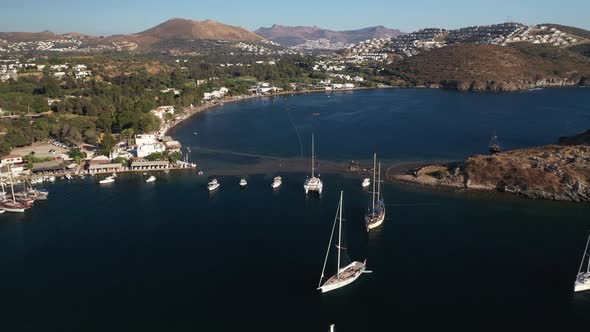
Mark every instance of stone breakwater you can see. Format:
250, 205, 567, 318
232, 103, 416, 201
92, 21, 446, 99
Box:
391, 144, 590, 202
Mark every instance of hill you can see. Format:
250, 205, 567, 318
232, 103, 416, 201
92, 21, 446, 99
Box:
255, 24, 402, 48
0, 31, 59, 42
137, 18, 263, 42
387, 43, 590, 90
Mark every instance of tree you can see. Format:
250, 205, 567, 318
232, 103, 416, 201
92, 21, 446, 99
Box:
169, 151, 182, 163
99, 133, 116, 156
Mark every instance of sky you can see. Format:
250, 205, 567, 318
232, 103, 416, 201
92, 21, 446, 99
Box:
1, 0, 588, 36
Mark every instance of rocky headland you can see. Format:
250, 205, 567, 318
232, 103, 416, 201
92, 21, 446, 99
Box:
392, 130, 590, 202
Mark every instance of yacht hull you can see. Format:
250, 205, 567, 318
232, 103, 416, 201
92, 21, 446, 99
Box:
319, 261, 366, 293
575, 273, 590, 292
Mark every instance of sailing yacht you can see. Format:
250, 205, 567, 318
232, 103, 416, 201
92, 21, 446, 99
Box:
318, 191, 367, 293
304, 134, 323, 194
365, 155, 386, 231
0, 166, 28, 213
489, 133, 501, 154
574, 233, 590, 292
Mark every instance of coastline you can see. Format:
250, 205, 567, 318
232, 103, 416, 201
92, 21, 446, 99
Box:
162, 87, 376, 136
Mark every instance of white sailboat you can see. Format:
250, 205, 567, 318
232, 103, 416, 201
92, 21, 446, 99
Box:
574, 233, 590, 292
318, 191, 367, 293
365, 155, 385, 231
304, 134, 323, 194
271, 176, 282, 189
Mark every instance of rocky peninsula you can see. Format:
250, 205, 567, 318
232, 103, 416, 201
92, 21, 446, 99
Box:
392, 130, 590, 202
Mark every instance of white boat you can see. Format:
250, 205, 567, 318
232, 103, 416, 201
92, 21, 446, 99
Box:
65, 173, 73, 180
208, 179, 220, 191
198, 171, 204, 175
304, 134, 323, 194
271, 176, 282, 189
48, 176, 56, 182
0, 209, 4, 214
99, 176, 115, 184
318, 191, 367, 293
362, 178, 371, 188
239, 178, 248, 187
365, 155, 385, 231
146, 175, 156, 183
574, 233, 590, 292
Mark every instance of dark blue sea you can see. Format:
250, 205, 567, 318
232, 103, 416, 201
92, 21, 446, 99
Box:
1, 88, 590, 332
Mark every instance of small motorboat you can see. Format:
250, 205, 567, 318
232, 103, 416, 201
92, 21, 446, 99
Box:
198, 170, 204, 175
0, 208, 4, 214
362, 178, 371, 188
208, 179, 220, 191
65, 173, 73, 180
99, 176, 115, 184
146, 175, 156, 183
239, 178, 248, 187
271, 176, 282, 189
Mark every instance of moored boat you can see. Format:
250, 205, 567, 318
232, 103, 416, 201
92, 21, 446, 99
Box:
271, 176, 282, 189
304, 134, 323, 194
362, 178, 371, 188
318, 191, 368, 293
146, 175, 156, 183
239, 178, 248, 187
489, 133, 501, 154
574, 233, 590, 292
99, 176, 115, 184
365, 155, 386, 231
208, 179, 220, 191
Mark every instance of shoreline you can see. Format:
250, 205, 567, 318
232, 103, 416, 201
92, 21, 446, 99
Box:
162, 86, 377, 136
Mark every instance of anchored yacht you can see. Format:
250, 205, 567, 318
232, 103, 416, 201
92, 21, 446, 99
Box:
304, 134, 323, 194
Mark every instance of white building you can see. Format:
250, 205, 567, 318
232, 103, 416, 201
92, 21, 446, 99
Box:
135, 134, 159, 146
137, 143, 166, 158
0, 154, 23, 166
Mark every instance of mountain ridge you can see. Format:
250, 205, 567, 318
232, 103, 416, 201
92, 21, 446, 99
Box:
255, 24, 403, 47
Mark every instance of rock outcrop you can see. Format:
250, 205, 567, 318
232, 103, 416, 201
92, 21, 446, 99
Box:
393, 134, 590, 202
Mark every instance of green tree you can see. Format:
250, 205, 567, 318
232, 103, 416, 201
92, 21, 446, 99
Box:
98, 133, 116, 156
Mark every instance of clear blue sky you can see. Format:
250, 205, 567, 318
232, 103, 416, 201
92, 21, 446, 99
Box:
1, 0, 588, 35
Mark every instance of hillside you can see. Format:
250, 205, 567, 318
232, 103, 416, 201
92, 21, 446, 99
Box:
138, 18, 263, 42
255, 24, 402, 48
0, 31, 59, 42
543, 24, 590, 40
388, 43, 590, 90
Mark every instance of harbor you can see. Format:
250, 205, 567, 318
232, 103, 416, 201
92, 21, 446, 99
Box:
1, 88, 590, 331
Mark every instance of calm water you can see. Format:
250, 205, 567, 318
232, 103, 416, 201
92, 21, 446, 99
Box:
1, 88, 590, 332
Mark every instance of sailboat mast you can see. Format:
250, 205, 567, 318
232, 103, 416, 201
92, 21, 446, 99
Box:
0, 167, 5, 193
312, 134, 315, 178
579, 233, 590, 274
8, 165, 16, 203
372, 153, 376, 213
377, 162, 381, 202
337, 191, 343, 278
